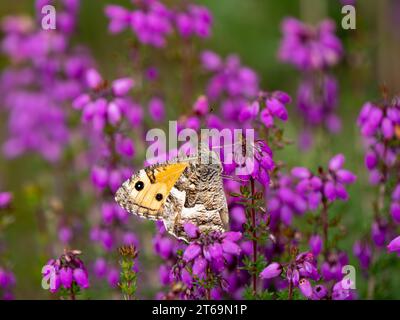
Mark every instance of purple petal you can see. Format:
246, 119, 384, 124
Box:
183, 223, 200, 239
183, 243, 202, 262
260, 262, 282, 279
329, 154, 345, 171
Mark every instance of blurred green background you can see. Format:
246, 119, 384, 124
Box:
1, 0, 400, 299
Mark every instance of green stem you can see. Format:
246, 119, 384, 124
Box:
250, 178, 257, 297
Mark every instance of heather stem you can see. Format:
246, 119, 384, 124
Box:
205, 288, 211, 300
205, 267, 211, 300
250, 177, 258, 296
288, 279, 293, 300
70, 287, 75, 300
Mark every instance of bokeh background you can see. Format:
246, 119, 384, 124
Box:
0, 0, 400, 299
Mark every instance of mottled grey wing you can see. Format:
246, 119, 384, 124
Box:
162, 145, 229, 241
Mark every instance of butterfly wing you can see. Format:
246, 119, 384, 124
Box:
162, 146, 229, 241
115, 162, 188, 220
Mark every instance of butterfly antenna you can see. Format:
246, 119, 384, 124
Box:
221, 174, 247, 183
208, 140, 244, 150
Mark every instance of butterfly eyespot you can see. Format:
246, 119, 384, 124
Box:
155, 193, 163, 201
135, 181, 144, 191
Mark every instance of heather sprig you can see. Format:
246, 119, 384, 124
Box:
118, 245, 138, 300
42, 250, 89, 300
174, 223, 242, 300
355, 94, 400, 298
278, 17, 343, 149
233, 179, 269, 299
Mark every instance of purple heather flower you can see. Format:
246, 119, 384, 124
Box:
312, 284, 328, 300
291, 167, 311, 179
131, 1, 173, 47
391, 203, 400, 223
58, 226, 72, 244
0, 192, 12, 209
371, 220, 387, 247
123, 232, 139, 247
180, 224, 242, 284
93, 258, 108, 278
332, 280, 355, 300
297, 75, 340, 135
73, 268, 89, 289
112, 78, 135, 96
154, 234, 175, 260
353, 240, 372, 270
91, 166, 109, 190
104, 5, 131, 34
74, 69, 135, 131
279, 17, 342, 71
148, 97, 165, 122
181, 268, 193, 288
86, 68, 103, 89
322, 154, 356, 202
107, 268, 119, 288
364, 151, 378, 170
100, 230, 114, 251
260, 262, 282, 279
358, 100, 400, 178
309, 235, 322, 256
321, 251, 348, 282
192, 257, 207, 278
42, 250, 89, 294
0, 268, 15, 289
299, 278, 313, 298
158, 265, 172, 285
193, 95, 209, 116
202, 51, 259, 120
183, 243, 202, 262
235, 139, 274, 186
175, 5, 212, 39
201, 51, 222, 71
391, 184, 400, 223
59, 267, 73, 289
184, 223, 200, 239
115, 134, 135, 158
267, 173, 308, 228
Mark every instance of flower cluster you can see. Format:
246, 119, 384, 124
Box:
182, 223, 242, 274
73, 69, 136, 133
355, 96, 400, 283
278, 17, 343, 149
279, 18, 342, 70
291, 154, 356, 205
0, 268, 15, 300
175, 5, 212, 39
201, 51, 259, 122
73, 68, 142, 291
238, 91, 290, 128
153, 221, 184, 293
261, 251, 354, 300
105, 1, 212, 47
358, 100, 400, 180
0, 6, 91, 162
266, 174, 308, 227
173, 223, 242, 299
